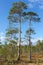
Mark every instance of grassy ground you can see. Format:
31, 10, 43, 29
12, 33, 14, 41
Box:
4, 60, 43, 65
0, 53, 43, 65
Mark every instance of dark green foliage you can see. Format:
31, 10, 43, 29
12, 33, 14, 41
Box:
9, 2, 27, 14
27, 12, 40, 22
26, 29, 35, 35
27, 12, 38, 16
6, 29, 18, 34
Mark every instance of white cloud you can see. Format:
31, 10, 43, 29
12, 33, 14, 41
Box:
0, 32, 5, 36
28, 0, 43, 4
20, 37, 43, 45
39, 5, 43, 9
31, 37, 43, 45
38, 0, 43, 5
0, 32, 5, 42
28, 0, 39, 3
28, 0, 43, 9
0, 33, 43, 45
0, 37, 5, 42
28, 3, 33, 8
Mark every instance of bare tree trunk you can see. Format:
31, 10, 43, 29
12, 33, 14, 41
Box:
29, 38, 32, 62
29, 18, 32, 62
17, 15, 21, 61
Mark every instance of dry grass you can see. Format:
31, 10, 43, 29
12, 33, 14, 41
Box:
12, 61, 43, 65
21, 53, 43, 62
0, 53, 43, 65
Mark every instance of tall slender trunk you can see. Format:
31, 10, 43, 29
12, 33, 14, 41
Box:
29, 37, 32, 62
29, 18, 32, 62
18, 15, 21, 61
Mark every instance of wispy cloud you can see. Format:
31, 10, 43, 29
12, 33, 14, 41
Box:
28, 0, 43, 5
31, 37, 43, 45
0, 32, 5, 43
28, 0, 39, 3
38, 0, 43, 5
39, 5, 43, 9
28, 0, 43, 9
21, 37, 43, 45
28, 3, 33, 8
0, 32, 43, 45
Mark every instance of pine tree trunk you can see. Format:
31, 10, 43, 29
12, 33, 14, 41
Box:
29, 38, 32, 62
17, 15, 21, 61
29, 18, 32, 62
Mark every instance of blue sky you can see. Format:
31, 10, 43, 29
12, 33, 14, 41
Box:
0, 0, 43, 43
